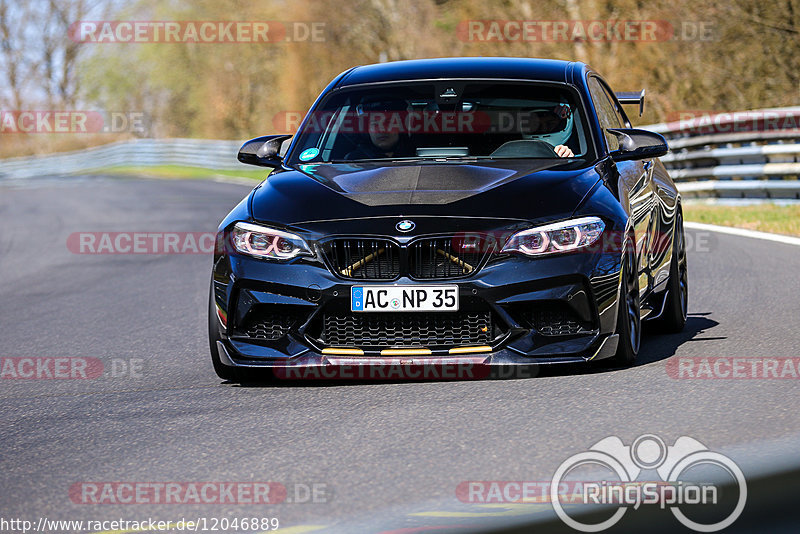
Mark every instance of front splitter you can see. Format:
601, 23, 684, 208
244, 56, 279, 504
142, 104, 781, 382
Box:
216, 334, 618, 376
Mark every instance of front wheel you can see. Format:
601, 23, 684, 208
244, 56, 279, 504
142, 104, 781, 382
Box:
611, 240, 641, 365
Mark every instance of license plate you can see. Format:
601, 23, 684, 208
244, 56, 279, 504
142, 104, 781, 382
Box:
351, 285, 459, 312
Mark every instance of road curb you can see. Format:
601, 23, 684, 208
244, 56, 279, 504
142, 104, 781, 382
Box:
684, 221, 800, 247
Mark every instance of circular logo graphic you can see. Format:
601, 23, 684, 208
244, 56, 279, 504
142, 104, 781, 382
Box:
666, 451, 747, 532
631, 434, 667, 469
396, 220, 415, 232
550, 434, 747, 533
390, 298, 401, 309
298, 148, 319, 161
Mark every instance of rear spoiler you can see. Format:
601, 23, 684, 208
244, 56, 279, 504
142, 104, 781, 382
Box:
615, 89, 646, 117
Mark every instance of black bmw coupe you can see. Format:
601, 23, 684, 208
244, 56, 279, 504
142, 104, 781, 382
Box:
209, 57, 687, 381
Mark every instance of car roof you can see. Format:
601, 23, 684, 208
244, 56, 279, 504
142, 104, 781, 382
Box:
337, 57, 588, 87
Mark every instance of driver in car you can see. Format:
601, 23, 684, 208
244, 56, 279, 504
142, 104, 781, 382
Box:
523, 103, 575, 157
345, 99, 414, 160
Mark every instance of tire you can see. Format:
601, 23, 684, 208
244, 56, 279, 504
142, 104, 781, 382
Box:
652, 210, 688, 333
208, 284, 244, 382
611, 239, 641, 365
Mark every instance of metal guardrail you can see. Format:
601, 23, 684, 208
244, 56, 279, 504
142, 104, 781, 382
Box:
646, 106, 800, 199
0, 138, 244, 179
1, 107, 799, 199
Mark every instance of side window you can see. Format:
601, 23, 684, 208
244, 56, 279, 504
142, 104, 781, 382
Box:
588, 77, 622, 151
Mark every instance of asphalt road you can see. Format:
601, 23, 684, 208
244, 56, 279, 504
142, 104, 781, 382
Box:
1, 175, 799, 533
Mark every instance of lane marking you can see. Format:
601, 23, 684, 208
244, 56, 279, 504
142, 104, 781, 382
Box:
684, 221, 800, 247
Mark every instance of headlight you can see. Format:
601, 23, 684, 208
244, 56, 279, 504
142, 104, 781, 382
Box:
501, 217, 605, 256
231, 222, 313, 260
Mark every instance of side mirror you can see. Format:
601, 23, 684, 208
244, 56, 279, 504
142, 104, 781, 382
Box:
607, 128, 668, 162
237, 135, 292, 168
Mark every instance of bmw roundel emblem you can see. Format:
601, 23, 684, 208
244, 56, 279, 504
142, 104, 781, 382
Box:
396, 219, 415, 233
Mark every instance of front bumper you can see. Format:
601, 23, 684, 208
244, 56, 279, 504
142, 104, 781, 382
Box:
211, 243, 624, 370
215, 335, 619, 381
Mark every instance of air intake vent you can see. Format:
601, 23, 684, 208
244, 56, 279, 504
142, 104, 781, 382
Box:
409, 237, 484, 279
324, 238, 401, 280
322, 311, 492, 349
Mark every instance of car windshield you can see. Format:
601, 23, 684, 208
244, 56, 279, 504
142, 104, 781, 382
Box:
287, 81, 594, 164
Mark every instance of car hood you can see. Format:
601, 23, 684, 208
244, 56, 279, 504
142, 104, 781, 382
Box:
249, 160, 602, 229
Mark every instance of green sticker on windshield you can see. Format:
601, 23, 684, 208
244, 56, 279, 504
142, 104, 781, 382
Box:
299, 148, 319, 161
